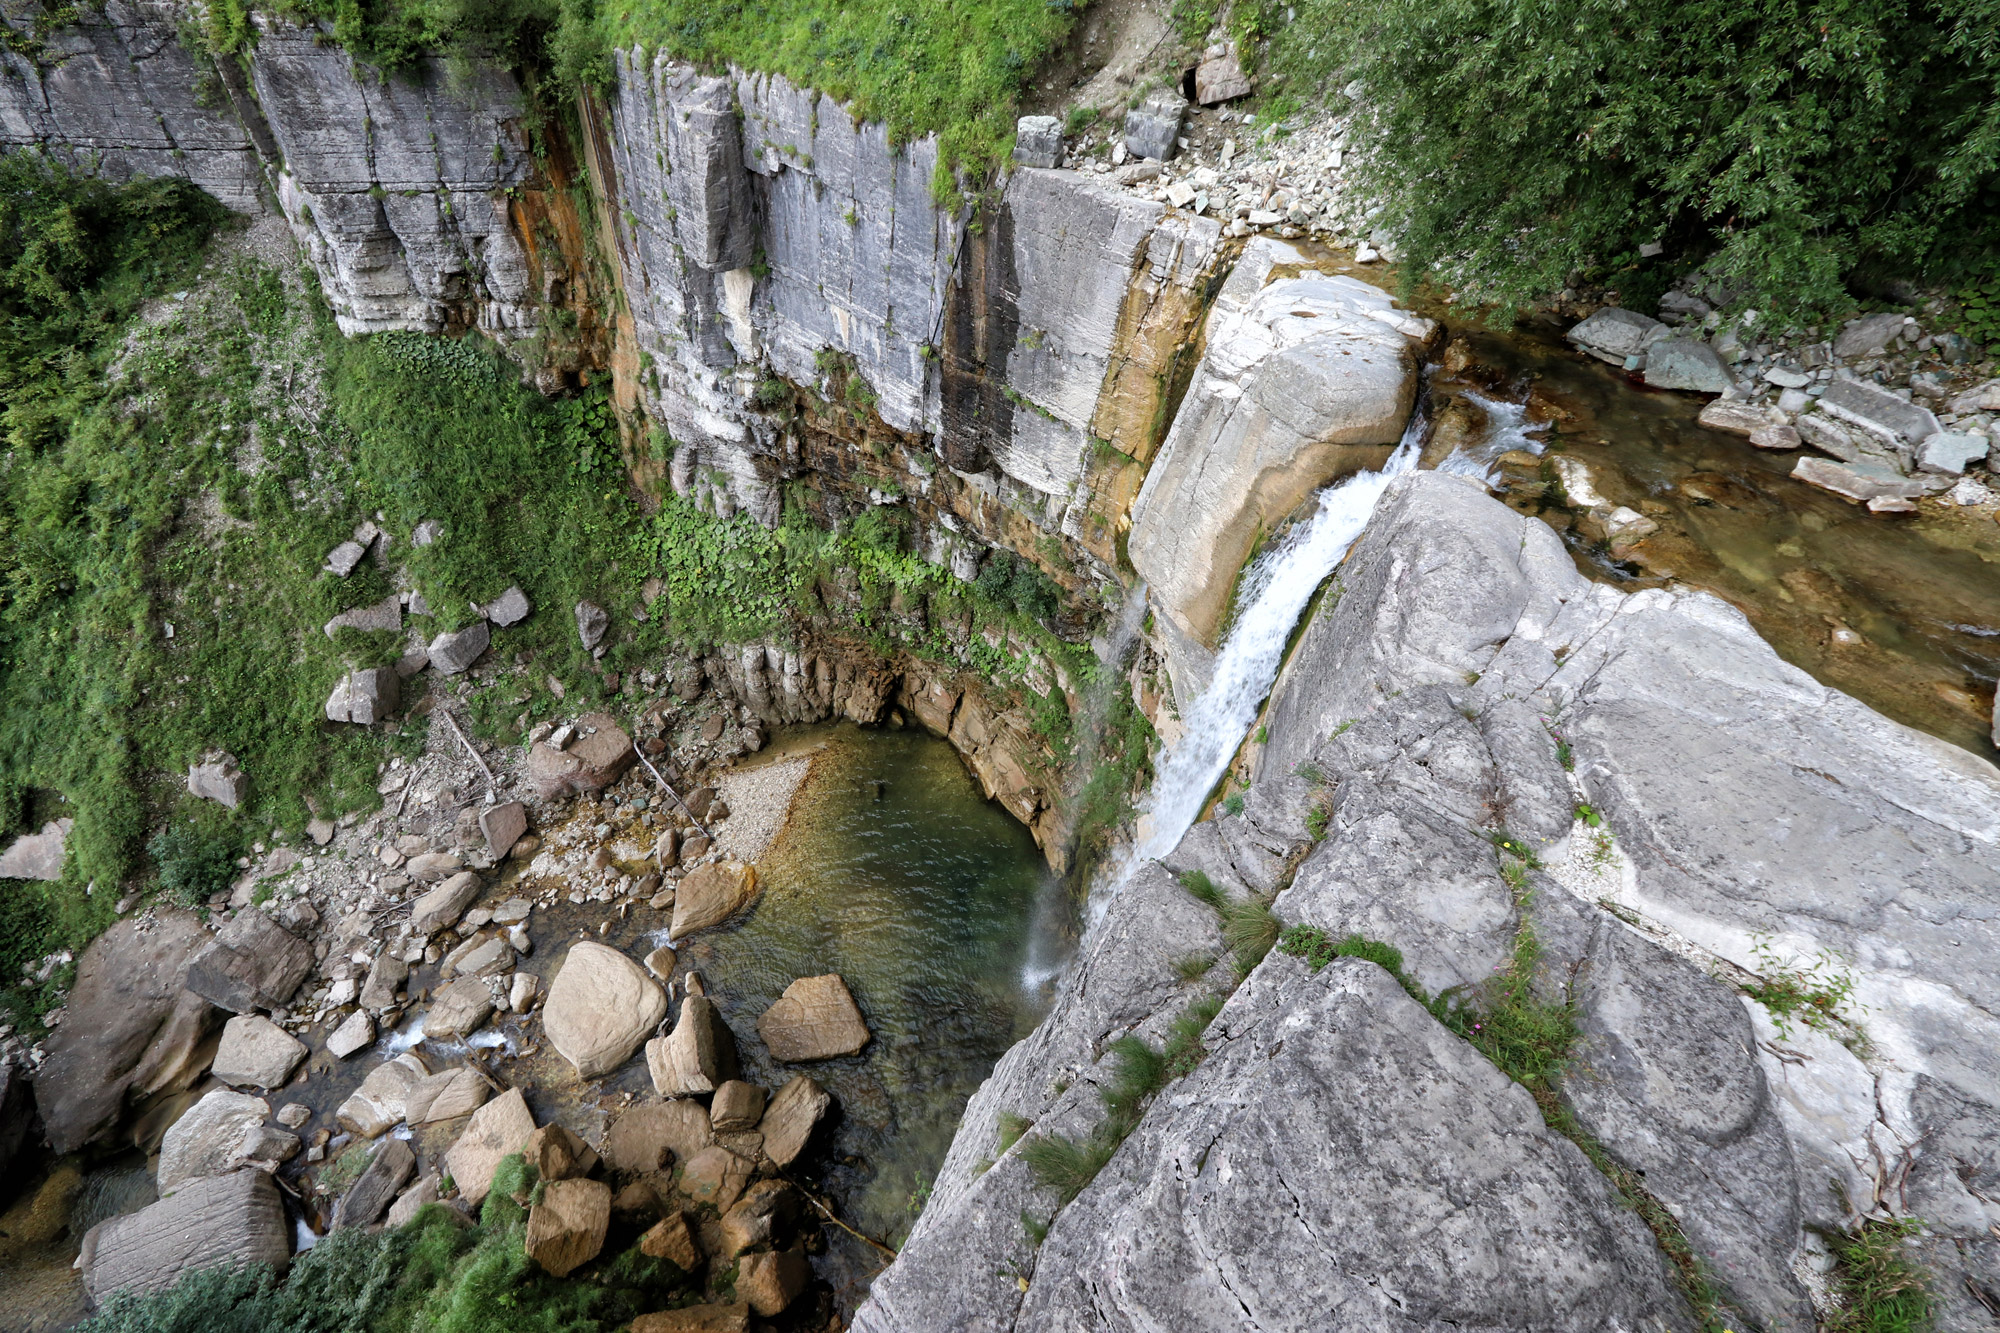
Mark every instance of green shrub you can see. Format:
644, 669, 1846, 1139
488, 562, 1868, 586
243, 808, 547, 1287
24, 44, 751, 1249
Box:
1826, 1219, 1934, 1333
1266, 0, 2000, 323
148, 824, 238, 909
1219, 896, 1279, 978
1020, 1131, 1115, 1206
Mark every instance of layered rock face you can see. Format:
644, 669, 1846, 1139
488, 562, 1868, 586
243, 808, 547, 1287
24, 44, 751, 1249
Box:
858, 472, 2000, 1332
605, 52, 1222, 544
1, 3, 536, 335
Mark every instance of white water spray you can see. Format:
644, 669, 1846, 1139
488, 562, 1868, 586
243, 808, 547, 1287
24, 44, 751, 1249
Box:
1435, 391, 1548, 485
1132, 409, 1428, 867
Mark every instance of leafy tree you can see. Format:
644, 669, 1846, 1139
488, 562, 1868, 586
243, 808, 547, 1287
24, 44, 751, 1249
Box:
1267, 0, 2000, 323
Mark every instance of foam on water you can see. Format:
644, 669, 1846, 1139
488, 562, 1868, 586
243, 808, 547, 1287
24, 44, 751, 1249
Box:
1436, 391, 1548, 484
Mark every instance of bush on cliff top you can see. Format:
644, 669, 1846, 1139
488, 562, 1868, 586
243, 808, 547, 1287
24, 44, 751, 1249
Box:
1264, 0, 2000, 323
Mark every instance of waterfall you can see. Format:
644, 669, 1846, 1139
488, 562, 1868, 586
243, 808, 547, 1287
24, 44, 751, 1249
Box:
1133, 408, 1428, 864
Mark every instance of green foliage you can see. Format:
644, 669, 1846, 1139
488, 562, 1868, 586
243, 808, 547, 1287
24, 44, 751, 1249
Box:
1304, 807, 1328, 841
1951, 259, 2000, 350
76, 1186, 689, 1333
1279, 924, 1402, 975
1177, 868, 1223, 910
996, 1111, 1033, 1155
1575, 802, 1602, 829
1218, 894, 1279, 978
1161, 992, 1223, 1077
1745, 935, 1858, 1037
1173, 951, 1216, 982
1267, 0, 2000, 323
1020, 1130, 1116, 1206
1485, 829, 1541, 868
1220, 791, 1245, 817
147, 823, 239, 909
1826, 1219, 1934, 1333
972, 551, 1061, 625
1019, 1209, 1050, 1245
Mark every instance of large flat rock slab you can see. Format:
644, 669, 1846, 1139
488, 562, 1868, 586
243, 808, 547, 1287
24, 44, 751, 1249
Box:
542, 942, 666, 1078
81, 1169, 290, 1306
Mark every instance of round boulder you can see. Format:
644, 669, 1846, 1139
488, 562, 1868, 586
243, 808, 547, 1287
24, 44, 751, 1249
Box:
542, 942, 667, 1079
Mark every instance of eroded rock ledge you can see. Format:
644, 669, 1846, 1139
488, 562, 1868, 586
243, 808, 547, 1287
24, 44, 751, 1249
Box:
858, 472, 2000, 1332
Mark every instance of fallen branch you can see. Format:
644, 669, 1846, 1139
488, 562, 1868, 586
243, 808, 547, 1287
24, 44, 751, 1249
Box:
633, 745, 710, 840
778, 1169, 898, 1262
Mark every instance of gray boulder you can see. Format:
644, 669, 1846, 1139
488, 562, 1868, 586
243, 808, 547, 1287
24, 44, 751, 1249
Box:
323, 594, 403, 638
1012, 115, 1063, 169
410, 870, 484, 937
1792, 456, 1933, 503
1832, 311, 1907, 358
325, 666, 400, 724
428, 620, 490, 674
187, 752, 247, 808
184, 907, 315, 1014
1568, 307, 1667, 364
324, 539, 369, 576
0, 817, 71, 880
359, 952, 410, 1011
81, 1169, 290, 1306
1194, 46, 1252, 104
327, 1010, 375, 1059
1642, 337, 1734, 393
479, 801, 528, 857
335, 1136, 417, 1228
483, 585, 531, 626
1123, 89, 1187, 162
1917, 430, 1991, 475
647, 994, 741, 1095
575, 599, 610, 650
1818, 377, 1941, 445
157, 1088, 292, 1192
210, 1015, 309, 1089
425, 975, 496, 1041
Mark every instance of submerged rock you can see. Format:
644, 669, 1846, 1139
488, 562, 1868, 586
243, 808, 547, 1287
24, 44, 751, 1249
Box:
1567, 306, 1666, 365
757, 974, 871, 1062
738, 1249, 811, 1317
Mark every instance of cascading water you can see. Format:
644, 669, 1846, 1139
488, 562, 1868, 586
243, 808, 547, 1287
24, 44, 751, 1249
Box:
1130, 396, 1432, 870
1435, 391, 1549, 485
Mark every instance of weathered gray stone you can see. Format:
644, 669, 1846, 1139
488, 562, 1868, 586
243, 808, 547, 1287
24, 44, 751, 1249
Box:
1194, 47, 1253, 104
185, 908, 314, 1014
360, 952, 410, 1010
425, 975, 495, 1041
602, 1099, 713, 1174
1568, 306, 1667, 364
323, 594, 403, 638
1917, 430, 1991, 475
543, 942, 667, 1078
327, 1010, 375, 1060
336, 1136, 416, 1228
405, 1066, 491, 1125
211, 1015, 308, 1089
410, 870, 484, 936
759, 1075, 831, 1169
709, 1080, 766, 1133
527, 712, 637, 799
80, 1169, 290, 1306
1122, 89, 1187, 161
0, 818, 70, 880
647, 995, 740, 1095
325, 666, 400, 724
187, 752, 247, 807
1792, 455, 1931, 502
1644, 337, 1734, 392
1832, 311, 1907, 358
479, 801, 528, 857
1012, 115, 1063, 169
324, 540, 368, 576
1818, 377, 1941, 444
574, 599, 610, 650
483, 585, 531, 626
427, 620, 490, 674
337, 1053, 429, 1138
157, 1088, 281, 1192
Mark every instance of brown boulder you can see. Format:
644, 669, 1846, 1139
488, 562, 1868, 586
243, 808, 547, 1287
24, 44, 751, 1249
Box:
527, 713, 635, 799
760, 1075, 831, 1168
677, 1145, 753, 1212
335, 1136, 417, 1228
409, 871, 484, 937
403, 1066, 490, 1125
646, 996, 740, 1097
757, 974, 871, 1061
425, 975, 495, 1042
639, 1209, 703, 1272
336, 1053, 428, 1138
541, 942, 666, 1079
524, 1177, 611, 1277
630, 1306, 750, 1333
719, 1179, 800, 1259
445, 1088, 536, 1204
738, 1249, 811, 1316
709, 1080, 765, 1133
479, 801, 528, 858
601, 1099, 713, 1175
522, 1123, 600, 1182
35, 910, 219, 1155
668, 861, 757, 940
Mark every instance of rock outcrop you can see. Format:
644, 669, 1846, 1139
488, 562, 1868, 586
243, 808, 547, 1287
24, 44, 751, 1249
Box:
34, 910, 219, 1155
0, 817, 69, 879
858, 472, 2000, 1332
